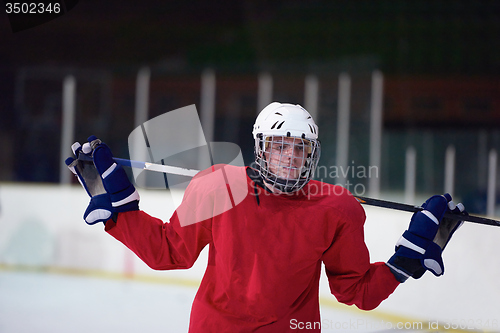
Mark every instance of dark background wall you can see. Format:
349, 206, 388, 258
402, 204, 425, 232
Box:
2, 1, 499, 73
1, 0, 499, 206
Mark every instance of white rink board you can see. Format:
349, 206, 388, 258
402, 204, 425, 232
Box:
0, 183, 499, 332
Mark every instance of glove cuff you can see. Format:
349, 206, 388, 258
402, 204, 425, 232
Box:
387, 231, 446, 282
84, 194, 113, 225
111, 188, 140, 212
100, 163, 139, 211
386, 258, 413, 283
387, 252, 425, 282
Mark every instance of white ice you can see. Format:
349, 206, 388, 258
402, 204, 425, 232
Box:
0, 270, 425, 333
0, 270, 195, 333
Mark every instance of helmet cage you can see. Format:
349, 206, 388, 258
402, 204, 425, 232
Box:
254, 134, 321, 193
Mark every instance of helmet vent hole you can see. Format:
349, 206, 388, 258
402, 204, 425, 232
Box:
275, 112, 283, 116
271, 121, 279, 129
276, 121, 285, 129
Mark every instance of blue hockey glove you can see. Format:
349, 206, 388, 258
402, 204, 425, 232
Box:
386, 193, 466, 282
66, 141, 110, 224
66, 142, 106, 197
66, 136, 139, 225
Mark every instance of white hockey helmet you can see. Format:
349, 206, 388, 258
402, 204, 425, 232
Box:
252, 102, 321, 193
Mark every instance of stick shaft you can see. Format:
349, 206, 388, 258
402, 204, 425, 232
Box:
355, 196, 500, 227
113, 158, 200, 177
113, 157, 500, 227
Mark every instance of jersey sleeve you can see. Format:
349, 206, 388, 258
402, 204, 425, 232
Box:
321, 195, 400, 310
104, 169, 217, 270
104, 210, 212, 270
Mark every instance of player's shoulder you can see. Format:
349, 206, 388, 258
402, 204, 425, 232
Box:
306, 180, 357, 202
188, 164, 248, 192
306, 180, 366, 223
193, 164, 245, 179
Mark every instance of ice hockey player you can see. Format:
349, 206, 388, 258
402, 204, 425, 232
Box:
66, 102, 466, 332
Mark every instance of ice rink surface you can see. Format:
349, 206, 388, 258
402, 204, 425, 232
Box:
0, 269, 485, 333
0, 270, 194, 333
1, 270, 375, 333
0, 269, 417, 333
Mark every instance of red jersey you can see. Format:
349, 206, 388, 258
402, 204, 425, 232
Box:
105, 165, 399, 332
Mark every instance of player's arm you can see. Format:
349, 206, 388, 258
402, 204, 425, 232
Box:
66, 136, 212, 270
106, 167, 216, 270
105, 210, 212, 270
323, 193, 466, 310
321, 202, 399, 311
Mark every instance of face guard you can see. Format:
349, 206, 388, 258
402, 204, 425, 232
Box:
254, 135, 320, 193
252, 102, 321, 193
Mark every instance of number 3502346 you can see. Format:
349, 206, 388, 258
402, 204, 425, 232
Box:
6, 2, 61, 14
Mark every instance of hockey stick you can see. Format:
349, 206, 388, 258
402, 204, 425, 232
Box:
354, 196, 500, 227
109, 157, 500, 227
113, 158, 199, 177
76, 154, 199, 177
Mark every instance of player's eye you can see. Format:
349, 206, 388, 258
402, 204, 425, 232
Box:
273, 142, 288, 150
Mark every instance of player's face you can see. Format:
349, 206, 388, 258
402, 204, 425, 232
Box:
264, 136, 309, 179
